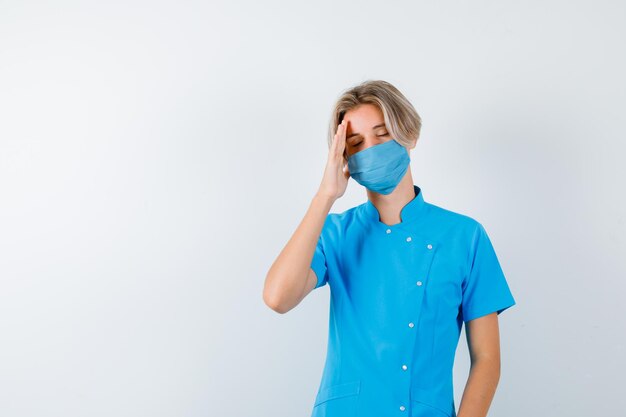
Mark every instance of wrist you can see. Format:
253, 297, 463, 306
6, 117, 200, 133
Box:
313, 192, 336, 207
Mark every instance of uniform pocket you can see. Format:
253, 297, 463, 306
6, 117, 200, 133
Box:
312, 380, 360, 417
410, 386, 451, 417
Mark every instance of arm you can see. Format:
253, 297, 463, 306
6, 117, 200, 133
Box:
457, 312, 502, 417
262, 118, 350, 314
263, 193, 335, 314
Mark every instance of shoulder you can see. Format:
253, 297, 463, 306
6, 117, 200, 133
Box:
424, 201, 504, 270
424, 201, 483, 236
320, 202, 366, 239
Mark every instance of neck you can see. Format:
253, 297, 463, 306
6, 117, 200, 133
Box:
366, 171, 416, 226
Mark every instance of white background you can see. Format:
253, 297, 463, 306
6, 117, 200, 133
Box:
1, 1, 624, 416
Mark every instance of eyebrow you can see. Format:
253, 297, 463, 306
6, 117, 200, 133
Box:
346, 123, 387, 140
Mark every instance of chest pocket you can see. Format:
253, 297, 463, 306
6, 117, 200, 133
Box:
312, 380, 360, 417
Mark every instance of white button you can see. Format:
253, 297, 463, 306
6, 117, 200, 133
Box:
427, 244, 433, 249
399, 405, 406, 411
406, 237, 412, 242
402, 364, 408, 370
386, 229, 391, 234
408, 322, 414, 328
416, 281, 423, 286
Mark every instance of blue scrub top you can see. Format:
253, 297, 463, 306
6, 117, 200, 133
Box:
309, 184, 516, 417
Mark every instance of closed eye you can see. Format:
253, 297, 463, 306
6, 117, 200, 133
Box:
350, 134, 389, 147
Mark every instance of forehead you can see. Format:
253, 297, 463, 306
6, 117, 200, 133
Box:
344, 104, 386, 138
344, 103, 384, 125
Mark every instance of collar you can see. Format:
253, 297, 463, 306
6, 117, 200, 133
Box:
364, 184, 427, 225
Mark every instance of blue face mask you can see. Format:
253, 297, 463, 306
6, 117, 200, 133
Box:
347, 139, 410, 195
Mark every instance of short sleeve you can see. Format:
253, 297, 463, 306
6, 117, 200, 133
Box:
311, 215, 330, 288
461, 222, 516, 323
310, 233, 329, 289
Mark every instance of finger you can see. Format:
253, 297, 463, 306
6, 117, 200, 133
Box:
334, 120, 347, 159
337, 120, 347, 157
330, 122, 340, 157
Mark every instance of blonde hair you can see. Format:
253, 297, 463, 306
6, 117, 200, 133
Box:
327, 79, 422, 163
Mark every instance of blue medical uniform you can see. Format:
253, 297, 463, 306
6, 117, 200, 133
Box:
309, 184, 516, 417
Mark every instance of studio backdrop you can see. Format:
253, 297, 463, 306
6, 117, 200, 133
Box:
0, 1, 624, 416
